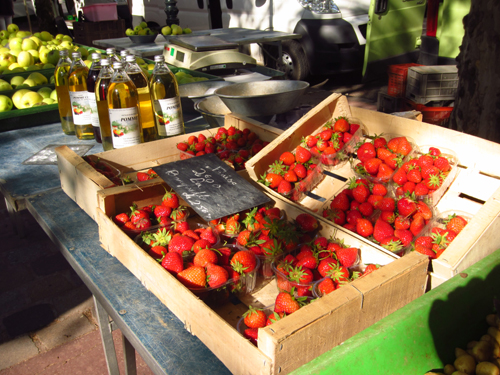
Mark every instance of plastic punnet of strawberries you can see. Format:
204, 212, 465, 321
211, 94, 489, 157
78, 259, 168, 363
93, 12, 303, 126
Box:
300, 116, 364, 170
351, 133, 416, 183
411, 211, 470, 259
238, 293, 314, 345
259, 147, 324, 202
272, 235, 362, 297
391, 146, 458, 206
83, 156, 123, 186
112, 189, 189, 237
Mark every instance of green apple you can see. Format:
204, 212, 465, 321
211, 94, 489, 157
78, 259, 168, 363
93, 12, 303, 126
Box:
183, 28, 192, 34
0, 30, 7, 39
37, 86, 52, 98
138, 29, 147, 36
0, 47, 8, 54
16, 31, 31, 38
55, 34, 65, 40
8, 62, 21, 70
29, 36, 41, 47
62, 35, 72, 42
42, 97, 55, 105
40, 31, 53, 42
43, 63, 55, 69
147, 63, 154, 70
9, 49, 19, 57
0, 94, 13, 111
134, 25, 142, 33
17, 51, 34, 67
0, 52, 15, 66
46, 49, 60, 65
139, 21, 148, 29
125, 28, 135, 36
39, 49, 49, 64
0, 79, 13, 91
27, 72, 48, 85
9, 37, 23, 50
22, 38, 37, 51
1, 39, 7, 47
60, 41, 73, 49
10, 75, 25, 88
7, 24, 19, 34
23, 78, 37, 87
34, 32, 42, 39
26, 65, 40, 71
12, 88, 31, 109
51, 39, 61, 46
21, 91, 44, 108
77, 46, 88, 59
28, 49, 39, 63
50, 89, 57, 101
49, 76, 55, 84
16, 83, 30, 88
161, 26, 171, 36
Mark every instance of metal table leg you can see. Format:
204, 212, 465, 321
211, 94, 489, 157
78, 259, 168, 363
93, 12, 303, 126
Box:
122, 333, 137, 375
94, 295, 120, 375
5, 196, 25, 238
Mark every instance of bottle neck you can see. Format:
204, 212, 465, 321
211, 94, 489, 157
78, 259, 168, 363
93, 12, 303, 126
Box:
152, 62, 171, 75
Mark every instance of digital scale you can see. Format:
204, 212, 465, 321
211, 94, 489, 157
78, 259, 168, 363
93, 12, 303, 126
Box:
163, 35, 257, 74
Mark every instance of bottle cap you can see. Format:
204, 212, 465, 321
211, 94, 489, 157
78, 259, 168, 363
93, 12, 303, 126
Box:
113, 61, 123, 69
154, 55, 164, 62
101, 58, 110, 66
106, 48, 116, 55
72, 52, 81, 59
125, 55, 135, 62
91, 52, 101, 60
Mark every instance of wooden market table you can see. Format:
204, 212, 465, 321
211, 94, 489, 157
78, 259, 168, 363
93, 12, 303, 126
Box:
92, 27, 301, 59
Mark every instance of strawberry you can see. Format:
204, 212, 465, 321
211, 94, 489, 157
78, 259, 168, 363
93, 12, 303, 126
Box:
362, 264, 380, 277
336, 247, 359, 268
154, 205, 172, 218
407, 168, 422, 183
415, 235, 433, 249
346, 210, 363, 225
325, 264, 350, 284
304, 135, 318, 148
416, 201, 433, 220
317, 277, 336, 295
284, 169, 298, 182
177, 266, 206, 288
174, 220, 189, 233
378, 197, 395, 212
387, 137, 401, 154
137, 171, 152, 181
357, 142, 376, 163
192, 239, 211, 253
352, 182, 370, 203
293, 164, 307, 179
322, 208, 346, 226
200, 226, 217, 244
162, 189, 179, 209
394, 215, 411, 230
231, 250, 257, 274
193, 248, 218, 267
434, 156, 451, 172
372, 183, 388, 196
392, 168, 408, 186
264, 173, 284, 189
428, 147, 441, 156
380, 210, 396, 224
394, 229, 413, 247
396, 137, 412, 156
330, 192, 350, 212
417, 154, 434, 169
274, 291, 301, 314
414, 183, 429, 196
114, 212, 130, 226
206, 263, 229, 288
364, 157, 382, 175
409, 213, 426, 237
376, 164, 394, 181
279, 151, 295, 166
358, 202, 374, 217
414, 244, 437, 258
445, 214, 468, 234
356, 218, 374, 237
295, 213, 318, 232
277, 180, 293, 196
160, 252, 184, 275
295, 146, 312, 164
149, 245, 167, 259
288, 266, 314, 284
295, 255, 318, 270
333, 118, 350, 132
243, 306, 267, 329
397, 197, 417, 217
244, 328, 259, 345
373, 218, 394, 243
380, 236, 403, 253
168, 235, 195, 255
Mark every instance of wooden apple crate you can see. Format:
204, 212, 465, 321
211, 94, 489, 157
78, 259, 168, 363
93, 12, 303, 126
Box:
246, 92, 500, 289
96, 179, 428, 375
55, 114, 282, 221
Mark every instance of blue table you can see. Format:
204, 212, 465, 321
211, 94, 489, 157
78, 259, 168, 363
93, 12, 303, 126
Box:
27, 188, 232, 375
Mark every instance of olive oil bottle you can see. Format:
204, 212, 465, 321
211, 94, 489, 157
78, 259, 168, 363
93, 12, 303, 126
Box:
95, 59, 114, 151
107, 61, 143, 149
54, 49, 75, 135
149, 55, 184, 138
125, 55, 157, 143
68, 51, 94, 140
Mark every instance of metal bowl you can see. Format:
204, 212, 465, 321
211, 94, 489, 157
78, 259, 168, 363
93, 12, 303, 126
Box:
128, 34, 158, 44
194, 96, 232, 128
214, 80, 310, 117
179, 80, 234, 114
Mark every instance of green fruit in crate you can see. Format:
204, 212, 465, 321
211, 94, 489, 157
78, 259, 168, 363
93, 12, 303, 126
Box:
22, 38, 37, 51
37, 87, 52, 99
50, 89, 57, 101
20, 91, 43, 108
10, 76, 24, 88
12, 88, 31, 109
27, 72, 48, 85
42, 98, 55, 105
9, 37, 23, 50
46, 50, 60, 65
125, 28, 135, 36
0, 94, 13, 111
77, 46, 88, 59
0, 30, 7, 39
17, 51, 34, 67
7, 24, 19, 34
40, 31, 53, 41
0, 79, 12, 90
43, 63, 55, 69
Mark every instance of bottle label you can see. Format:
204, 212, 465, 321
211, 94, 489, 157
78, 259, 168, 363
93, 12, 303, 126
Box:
87, 92, 100, 128
69, 91, 91, 125
154, 97, 183, 137
108, 107, 142, 149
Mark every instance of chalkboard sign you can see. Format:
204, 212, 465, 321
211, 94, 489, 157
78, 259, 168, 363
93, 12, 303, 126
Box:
155, 153, 271, 221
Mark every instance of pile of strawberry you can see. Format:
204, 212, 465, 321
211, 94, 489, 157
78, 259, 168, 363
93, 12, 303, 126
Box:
321, 177, 390, 229
240, 292, 312, 345
413, 212, 468, 259
273, 236, 361, 296
176, 133, 225, 160
259, 146, 323, 201
392, 146, 454, 198
352, 134, 414, 182
83, 156, 122, 186
136, 168, 159, 182
113, 189, 189, 236
301, 117, 361, 168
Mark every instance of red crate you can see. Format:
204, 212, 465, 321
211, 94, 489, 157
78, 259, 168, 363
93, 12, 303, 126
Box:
387, 63, 423, 98
403, 99, 453, 127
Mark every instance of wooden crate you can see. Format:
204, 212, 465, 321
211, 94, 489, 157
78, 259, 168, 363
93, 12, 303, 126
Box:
96, 180, 428, 375
246, 92, 500, 289
55, 114, 282, 221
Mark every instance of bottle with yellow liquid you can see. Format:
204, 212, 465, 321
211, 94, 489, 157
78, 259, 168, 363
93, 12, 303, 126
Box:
54, 49, 75, 135
125, 54, 157, 143
86, 53, 102, 143
106, 48, 121, 64
95, 58, 114, 151
68, 51, 94, 140
149, 55, 184, 139
107, 61, 143, 149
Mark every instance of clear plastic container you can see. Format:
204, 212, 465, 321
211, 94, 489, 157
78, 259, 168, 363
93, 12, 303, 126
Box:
350, 133, 419, 184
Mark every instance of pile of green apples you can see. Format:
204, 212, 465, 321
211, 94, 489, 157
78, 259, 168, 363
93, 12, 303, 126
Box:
125, 21, 157, 36
0, 22, 91, 74
0, 85, 57, 112
161, 24, 192, 36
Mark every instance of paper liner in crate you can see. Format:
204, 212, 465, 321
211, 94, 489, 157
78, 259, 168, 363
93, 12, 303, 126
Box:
246, 93, 364, 213
389, 145, 459, 207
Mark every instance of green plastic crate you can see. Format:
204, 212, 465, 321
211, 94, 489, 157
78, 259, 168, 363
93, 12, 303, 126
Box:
292, 248, 500, 375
